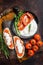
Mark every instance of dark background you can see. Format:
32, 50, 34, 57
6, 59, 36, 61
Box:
0, 0, 43, 65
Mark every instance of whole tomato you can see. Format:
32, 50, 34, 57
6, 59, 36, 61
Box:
30, 39, 36, 45
34, 34, 41, 41
28, 50, 34, 56
25, 42, 32, 49
37, 41, 43, 47
33, 45, 39, 52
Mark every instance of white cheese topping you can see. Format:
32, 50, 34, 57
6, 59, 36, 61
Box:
15, 40, 23, 53
19, 19, 38, 37
3, 32, 12, 45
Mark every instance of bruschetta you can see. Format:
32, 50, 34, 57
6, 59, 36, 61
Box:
13, 36, 25, 58
3, 28, 14, 50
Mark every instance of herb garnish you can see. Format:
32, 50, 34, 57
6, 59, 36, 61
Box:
28, 24, 31, 32
14, 11, 24, 35
0, 34, 9, 59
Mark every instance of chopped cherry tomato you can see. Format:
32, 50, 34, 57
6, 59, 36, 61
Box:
28, 50, 34, 56
9, 43, 12, 48
37, 41, 43, 47
13, 36, 20, 44
20, 13, 30, 26
20, 14, 26, 21
4, 29, 9, 34
34, 34, 41, 41
25, 42, 32, 49
9, 43, 14, 49
33, 45, 39, 52
17, 21, 22, 27
30, 39, 36, 45
17, 53, 23, 56
18, 24, 24, 30
26, 12, 33, 21
22, 15, 30, 26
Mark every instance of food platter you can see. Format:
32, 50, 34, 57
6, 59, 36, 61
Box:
0, 6, 43, 64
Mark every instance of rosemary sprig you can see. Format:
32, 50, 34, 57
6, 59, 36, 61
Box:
0, 34, 9, 59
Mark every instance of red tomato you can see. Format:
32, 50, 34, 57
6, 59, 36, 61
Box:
33, 45, 39, 52
17, 53, 23, 57
34, 34, 41, 41
37, 41, 43, 47
30, 39, 36, 45
13, 36, 20, 44
4, 29, 9, 34
17, 22, 21, 27
25, 42, 32, 49
22, 15, 30, 26
20, 13, 30, 26
28, 50, 34, 56
18, 24, 24, 30
9, 43, 14, 49
26, 12, 33, 21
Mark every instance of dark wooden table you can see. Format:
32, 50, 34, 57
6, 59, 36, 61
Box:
0, 0, 43, 65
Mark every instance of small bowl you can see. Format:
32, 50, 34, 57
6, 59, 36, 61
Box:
11, 11, 38, 39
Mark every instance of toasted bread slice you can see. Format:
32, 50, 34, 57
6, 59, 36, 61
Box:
3, 28, 14, 50
13, 36, 25, 58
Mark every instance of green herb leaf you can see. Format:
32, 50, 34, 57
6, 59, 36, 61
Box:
14, 11, 24, 35
28, 24, 31, 32
0, 34, 9, 59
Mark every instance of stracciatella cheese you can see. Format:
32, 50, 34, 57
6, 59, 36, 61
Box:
15, 40, 23, 53
3, 32, 12, 45
19, 19, 38, 37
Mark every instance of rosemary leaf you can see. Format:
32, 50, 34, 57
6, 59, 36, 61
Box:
28, 24, 31, 32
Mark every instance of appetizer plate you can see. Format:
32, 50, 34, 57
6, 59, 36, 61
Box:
2, 7, 42, 63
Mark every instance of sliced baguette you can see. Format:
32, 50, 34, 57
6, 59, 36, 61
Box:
3, 28, 14, 50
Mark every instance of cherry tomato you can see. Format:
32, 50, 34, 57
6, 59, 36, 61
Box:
25, 42, 32, 49
33, 45, 39, 52
13, 36, 20, 44
17, 21, 22, 27
9, 43, 13, 48
9, 42, 14, 49
30, 39, 36, 45
28, 50, 34, 56
17, 53, 23, 57
18, 24, 24, 30
26, 12, 33, 21
22, 15, 30, 26
34, 34, 41, 41
20, 13, 30, 26
37, 41, 43, 47
4, 28, 9, 34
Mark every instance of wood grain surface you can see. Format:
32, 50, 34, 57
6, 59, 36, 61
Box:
0, 0, 43, 65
